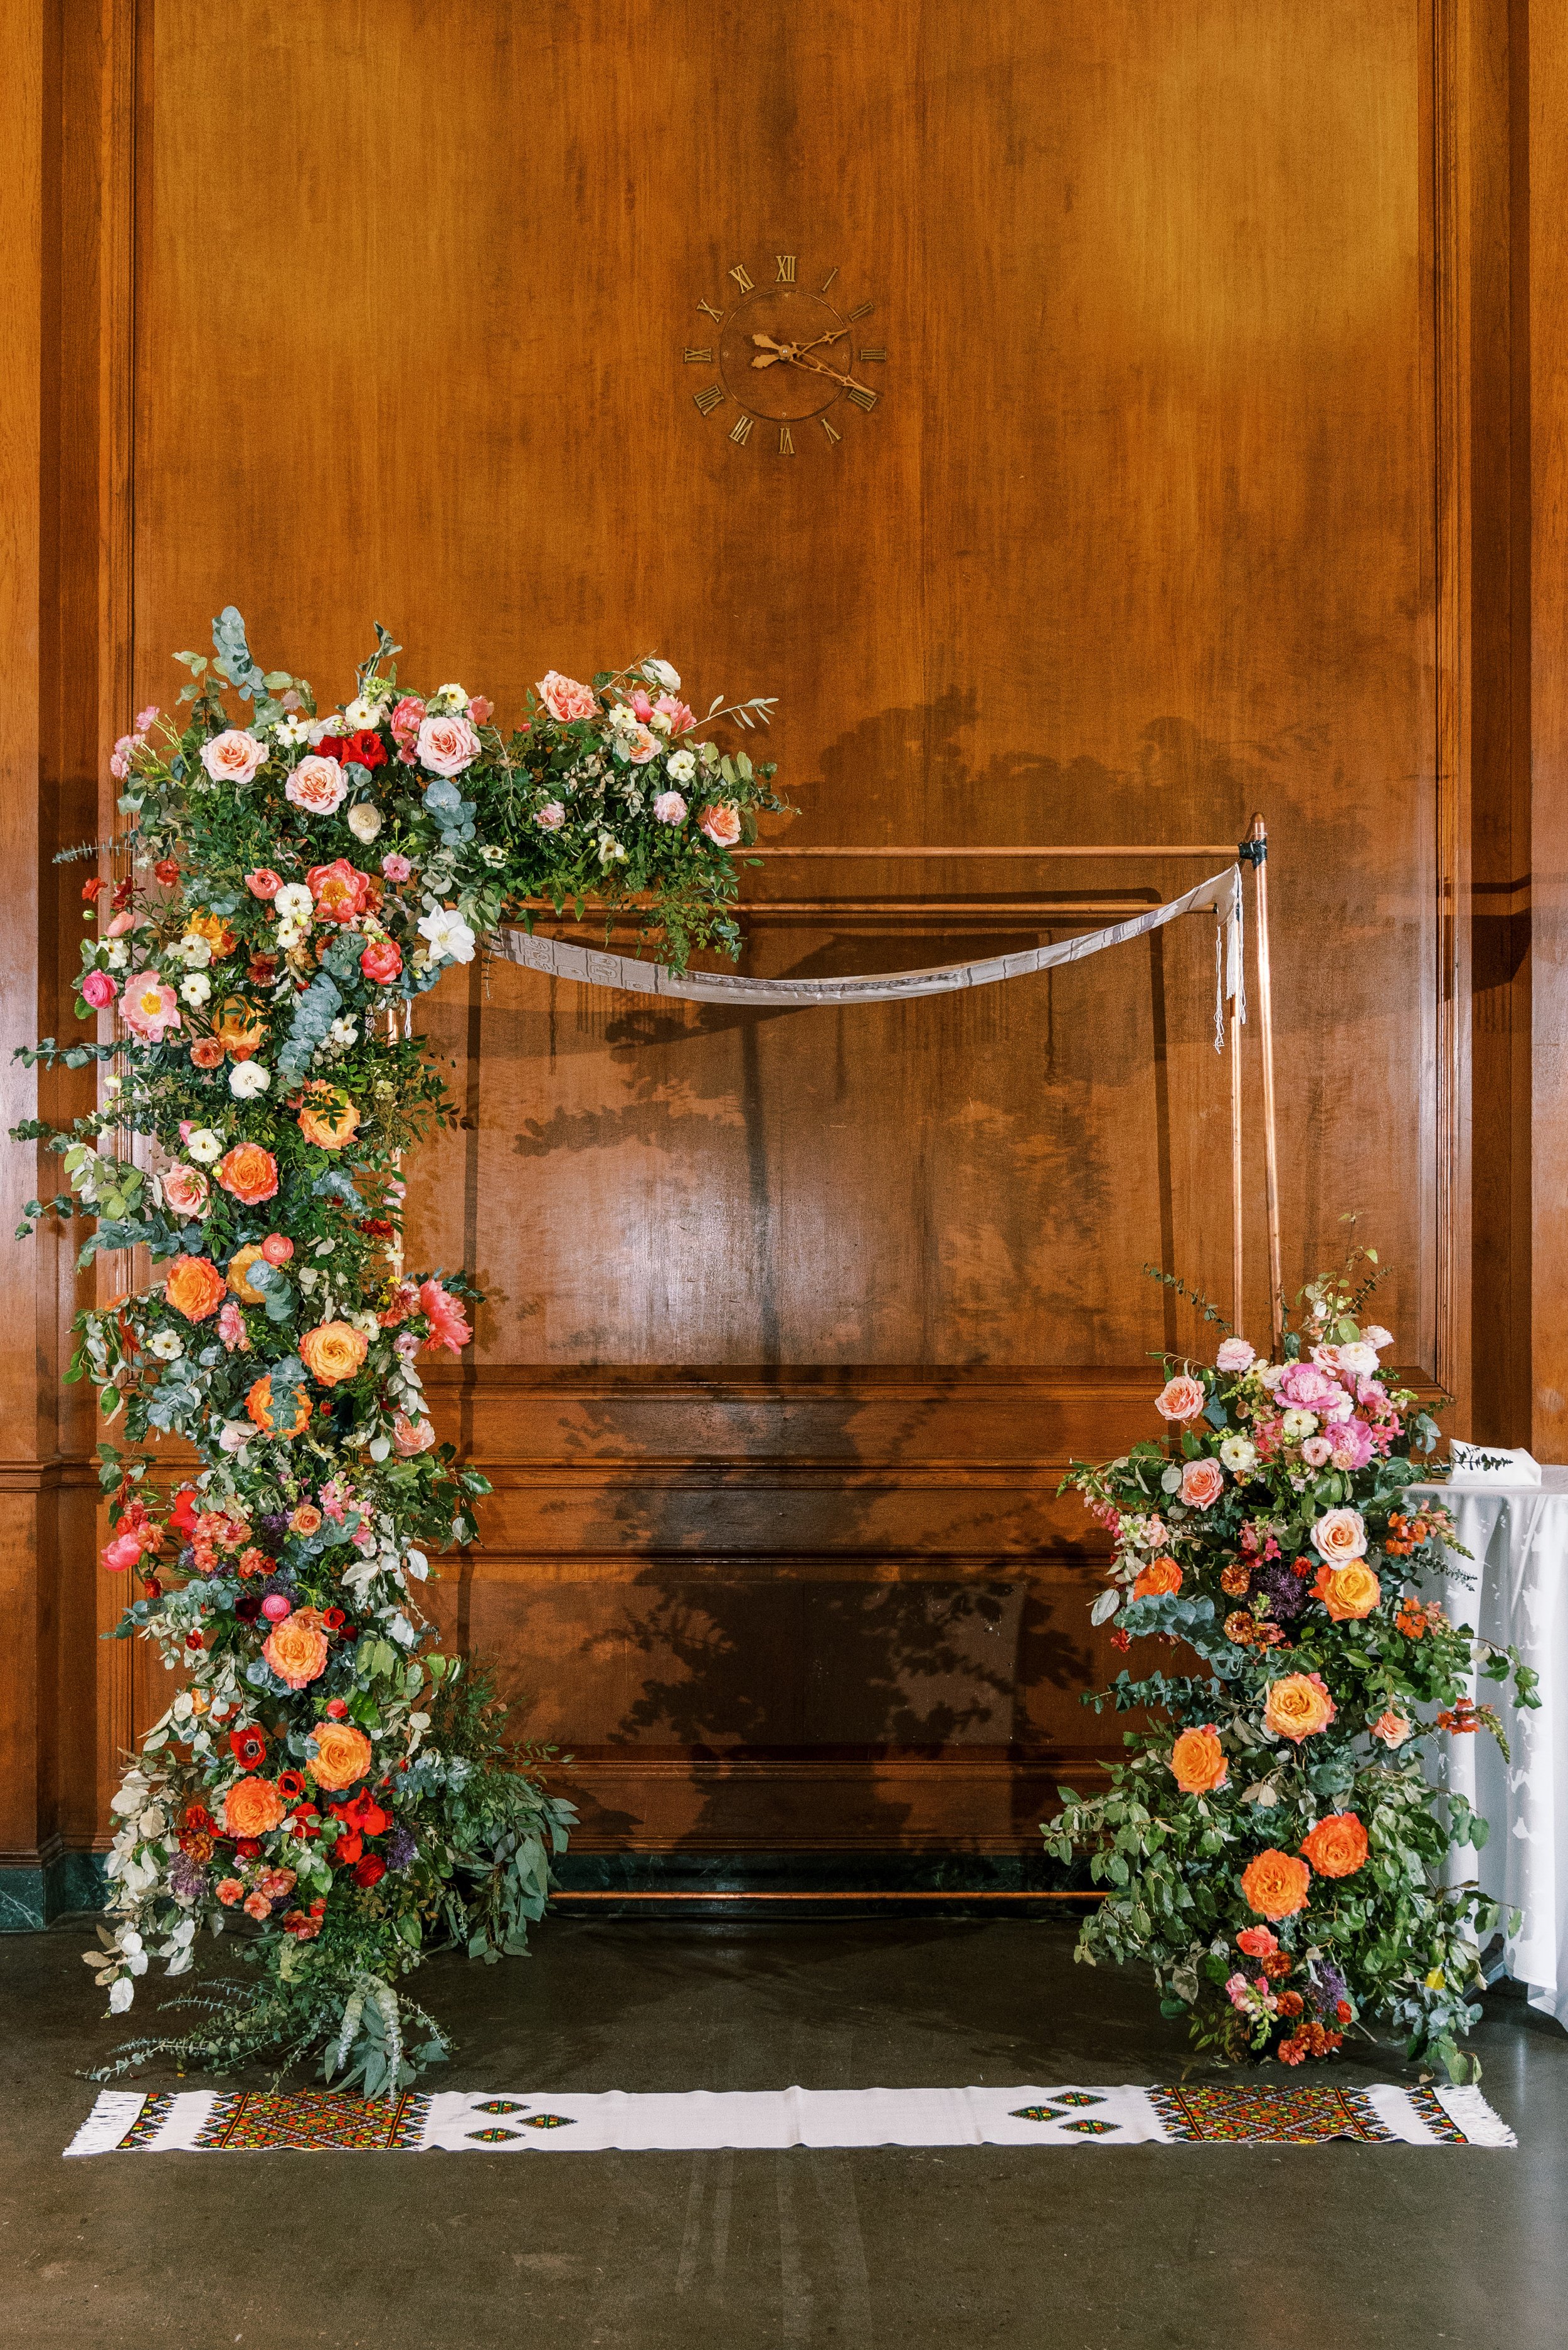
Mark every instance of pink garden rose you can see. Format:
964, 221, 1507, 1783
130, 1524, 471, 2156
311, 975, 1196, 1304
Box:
285, 755, 347, 816
161, 1163, 210, 1219
416, 713, 480, 776
537, 670, 598, 724
81, 970, 117, 1009
1180, 1458, 1226, 1510
1310, 1506, 1368, 1566
652, 791, 688, 825
697, 802, 742, 849
1215, 1337, 1256, 1372
1370, 1708, 1413, 1748
389, 696, 425, 764
393, 1412, 437, 1457
534, 802, 566, 830
201, 728, 267, 786
1155, 1373, 1206, 1422
120, 973, 182, 1042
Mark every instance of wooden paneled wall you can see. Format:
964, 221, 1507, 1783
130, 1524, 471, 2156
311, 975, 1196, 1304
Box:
3, 0, 1562, 1899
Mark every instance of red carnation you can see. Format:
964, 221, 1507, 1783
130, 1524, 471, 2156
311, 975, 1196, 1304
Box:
354, 1854, 388, 1888
228, 1726, 268, 1767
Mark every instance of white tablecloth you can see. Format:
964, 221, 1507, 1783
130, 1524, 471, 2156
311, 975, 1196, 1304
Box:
1417, 1469, 1568, 2028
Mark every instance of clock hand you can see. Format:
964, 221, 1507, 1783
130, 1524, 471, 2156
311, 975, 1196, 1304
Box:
780, 350, 871, 396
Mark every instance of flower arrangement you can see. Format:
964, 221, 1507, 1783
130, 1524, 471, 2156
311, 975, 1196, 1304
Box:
1044, 1241, 1539, 2084
12, 610, 787, 2091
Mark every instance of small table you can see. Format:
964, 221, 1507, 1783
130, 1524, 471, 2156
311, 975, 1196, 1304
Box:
1414, 1468, 1568, 2029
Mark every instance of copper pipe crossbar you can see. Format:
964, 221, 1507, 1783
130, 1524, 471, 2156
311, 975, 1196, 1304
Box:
750, 844, 1241, 858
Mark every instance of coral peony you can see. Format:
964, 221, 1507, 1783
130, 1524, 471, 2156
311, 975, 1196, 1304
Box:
1240, 1847, 1311, 1920
359, 937, 403, 984
307, 858, 373, 923
164, 1254, 227, 1323
216, 1142, 278, 1205
1300, 1813, 1369, 1878
310, 1720, 373, 1791
1263, 1671, 1337, 1743
1155, 1373, 1205, 1422
418, 1277, 473, 1354
1132, 1555, 1182, 1600
263, 1608, 331, 1690
222, 1775, 286, 1838
1313, 1560, 1382, 1622
1169, 1725, 1227, 1794
1180, 1458, 1225, 1510
245, 1374, 310, 1436
536, 670, 598, 724
300, 1320, 369, 1385
296, 1082, 360, 1151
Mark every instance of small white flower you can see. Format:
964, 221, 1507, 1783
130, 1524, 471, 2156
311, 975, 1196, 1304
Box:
274, 920, 305, 951
186, 1127, 223, 1164
665, 748, 696, 784
478, 843, 504, 865
175, 934, 213, 970
416, 907, 477, 965
1219, 1433, 1257, 1474
179, 972, 211, 1006
344, 695, 379, 729
148, 1330, 184, 1362
108, 1975, 135, 2013
228, 1060, 271, 1099
276, 712, 312, 747
595, 830, 628, 865
346, 801, 383, 844
273, 882, 312, 922
104, 939, 130, 970
328, 1017, 359, 1048
434, 682, 468, 707
1280, 1407, 1317, 1441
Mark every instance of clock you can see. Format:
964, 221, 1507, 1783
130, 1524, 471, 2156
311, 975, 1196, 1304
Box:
683, 257, 886, 453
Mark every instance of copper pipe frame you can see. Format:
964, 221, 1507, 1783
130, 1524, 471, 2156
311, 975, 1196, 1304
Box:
1245, 813, 1284, 1353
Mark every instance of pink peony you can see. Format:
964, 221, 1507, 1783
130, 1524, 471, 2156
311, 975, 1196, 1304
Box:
416, 713, 480, 776
381, 851, 413, 883
120, 973, 182, 1042
285, 755, 347, 816
1328, 1417, 1374, 1472
245, 867, 283, 900
418, 1277, 473, 1355
1155, 1373, 1206, 1422
1274, 1360, 1346, 1415
1216, 1337, 1256, 1372
534, 802, 566, 830
652, 791, 688, 825
1180, 1458, 1226, 1510
698, 802, 743, 849
201, 728, 267, 785
161, 1163, 210, 1219
654, 693, 694, 734
537, 670, 598, 724
82, 970, 117, 1009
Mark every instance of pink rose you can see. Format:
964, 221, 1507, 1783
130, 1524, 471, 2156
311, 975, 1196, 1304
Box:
416, 714, 481, 776
1215, 1337, 1256, 1372
101, 1532, 144, 1573
1300, 1436, 1332, 1468
654, 694, 694, 734
537, 670, 598, 724
1370, 1708, 1413, 1748
623, 724, 659, 765
381, 852, 413, 883
1310, 1506, 1368, 1565
120, 973, 182, 1042
652, 791, 687, 825
1180, 1458, 1226, 1510
285, 755, 347, 816
534, 801, 566, 830
389, 696, 425, 749
161, 1163, 210, 1219
393, 1412, 437, 1456
82, 970, 117, 1009
201, 728, 267, 785
1155, 1373, 1206, 1422
107, 911, 137, 937
698, 802, 743, 849
246, 867, 283, 900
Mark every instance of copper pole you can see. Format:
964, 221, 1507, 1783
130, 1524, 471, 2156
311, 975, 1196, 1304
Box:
1231, 988, 1244, 1333
1246, 813, 1284, 1353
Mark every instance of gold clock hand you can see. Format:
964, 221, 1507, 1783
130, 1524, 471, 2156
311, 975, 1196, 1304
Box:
782, 350, 870, 396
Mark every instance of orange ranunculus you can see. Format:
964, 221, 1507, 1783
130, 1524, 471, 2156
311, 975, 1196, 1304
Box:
216, 1142, 279, 1206
299, 1320, 369, 1385
1263, 1671, 1337, 1744
214, 997, 267, 1059
1313, 1560, 1382, 1622
187, 909, 237, 960
222, 1774, 286, 1838
1169, 1724, 1227, 1795
310, 1720, 373, 1791
164, 1253, 228, 1323
297, 1081, 361, 1151
226, 1244, 269, 1304
263, 1607, 331, 1690
1241, 1848, 1312, 1920
246, 1373, 310, 1436
1133, 1555, 1183, 1601
1300, 1813, 1369, 1878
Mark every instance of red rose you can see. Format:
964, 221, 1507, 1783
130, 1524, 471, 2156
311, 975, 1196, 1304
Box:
354, 1854, 388, 1888
233, 1837, 263, 1859
359, 938, 402, 985
326, 1697, 349, 1719
229, 1726, 268, 1767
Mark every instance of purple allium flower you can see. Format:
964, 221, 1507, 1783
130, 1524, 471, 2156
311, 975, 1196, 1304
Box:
257, 1512, 289, 1552
169, 1851, 207, 1903
1309, 1958, 1348, 2014
261, 1570, 297, 1600
384, 1827, 417, 1871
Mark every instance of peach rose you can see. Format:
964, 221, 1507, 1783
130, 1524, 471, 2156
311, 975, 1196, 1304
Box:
300, 1320, 369, 1385
1300, 1812, 1369, 1878
222, 1774, 286, 1838
1309, 1506, 1368, 1567
393, 1412, 437, 1456
226, 1244, 269, 1303
1180, 1458, 1225, 1510
263, 1607, 331, 1690
1370, 1707, 1412, 1748
697, 802, 743, 849
201, 728, 267, 785
536, 670, 598, 724
309, 1720, 373, 1791
214, 997, 268, 1059
164, 1253, 228, 1323
290, 1503, 324, 1536
216, 1143, 279, 1206
285, 754, 347, 816
1263, 1670, 1337, 1743
1132, 1555, 1183, 1601
1155, 1373, 1206, 1422
296, 1082, 360, 1151
1313, 1560, 1382, 1622
1169, 1725, 1227, 1795
1241, 1848, 1311, 1920
161, 1163, 210, 1219
245, 1373, 310, 1437
416, 713, 480, 775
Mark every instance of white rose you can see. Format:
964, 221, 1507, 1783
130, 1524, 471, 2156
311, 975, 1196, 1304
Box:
346, 801, 383, 844
273, 882, 313, 921
186, 1127, 223, 1163
1335, 1341, 1380, 1378
416, 908, 477, 965
179, 973, 211, 1006
665, 748, 696, 783
175, 934, 213, 969
229, 1061, 270, 1099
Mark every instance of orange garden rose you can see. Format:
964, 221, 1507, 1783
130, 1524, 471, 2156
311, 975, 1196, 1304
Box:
290, 1503, 323, 1535
245, 1373, 310, 1436
1313, 1560, 1382, 1622
1300, 1812, 1369, 1878
226, 1244, 269, 1303
222, 1775, 286, 1838
309, 1720, 373, 1791
1168, 1725, 1227, 1794
299, 1320, 370, 1385
186, 909, 237, 959
1133, 1556, 1183, 1601
216, 1142, 279, 1205
1241, 1848, 1312, 1920
1262, 1671, 1337, 1743
164, 1253, 228, 1323
214, 996, 267, 1059
262, 1606, 331, 1690
297, 1081, 361, 1151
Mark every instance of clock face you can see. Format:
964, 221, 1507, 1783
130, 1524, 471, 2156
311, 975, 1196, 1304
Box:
684, 258, 885, 452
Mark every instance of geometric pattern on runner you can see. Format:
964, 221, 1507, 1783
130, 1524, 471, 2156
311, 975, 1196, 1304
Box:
186, 2089, 432, 2151
1148, 2083, 1399, 2144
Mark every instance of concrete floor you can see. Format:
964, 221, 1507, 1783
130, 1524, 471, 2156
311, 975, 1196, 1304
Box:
2, 1913, 1565, 2349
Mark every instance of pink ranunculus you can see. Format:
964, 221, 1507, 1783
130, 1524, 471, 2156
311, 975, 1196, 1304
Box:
652, 791, 688, 825
389, 696, 425, 749
1300, 1435, 1332, 1468
624, 723, 660, 765
537, 670, 598, 724
418, 1277, 473, 1355
1155, 1373, 1206, 1422
1215, 1336, 1256, 1373
698, 802, 743, 849
654, 693, 694, 734
534, 801, 566, 830
102, 1532, 144, 1573
82, 970, 117, 1009
161, 1163, 210, 1219
1180, 1458, 1226, 1510
285, 755, 347, 816
201, 728, 267, 786
246, 867, 283, 900
120, 973, 182, 1042
381, 851, 413, 883
217, 1298, 250, 1353
416, 714, 480, 776
469, 696, 493, 726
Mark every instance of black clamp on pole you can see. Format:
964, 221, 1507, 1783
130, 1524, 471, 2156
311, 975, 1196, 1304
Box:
1237, 817, 1267, 869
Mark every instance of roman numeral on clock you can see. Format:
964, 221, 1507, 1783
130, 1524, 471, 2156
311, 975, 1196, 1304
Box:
729, 413, 754, 444
844, 383, 877, 410
684, 347, 714, 364
845, 301, 873, 322
692, 383, 725, 415
778, 425, 795, 454
820, 416, 842, 443
729, 263, 755, 292
776, 255, 796, 283
697, 298, 723, 322
819, 267, 839, 294
858, 348, 886, 363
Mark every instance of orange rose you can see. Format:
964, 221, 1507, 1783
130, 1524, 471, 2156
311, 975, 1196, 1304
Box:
223, 1774, 286, 1838
1133, 1556, 1183, 1601
1313, 1560, 1382, 1623
1169, 1725, 1227, 1794
164, 1253, 228, 1323
297, 1081, 361, 1151
1300, 1813, 1369, 1878
216, 1143, 279, 1206
299, 1320, 369, 1385
226, 1244, 269, 1303
1263, 1671, 1337, 1743
246, 1373, 310, 1436
310, 1720, 373, 1791
214, 997, 268, 1059
1241, 1847, 1312, 1920
290, 1503, 324, 1535
263, 1607, 331, 1690
187, 910, 237, 960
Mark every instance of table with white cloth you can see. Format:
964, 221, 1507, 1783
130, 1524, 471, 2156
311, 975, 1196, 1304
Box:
1412, 1464, 1568, 2029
